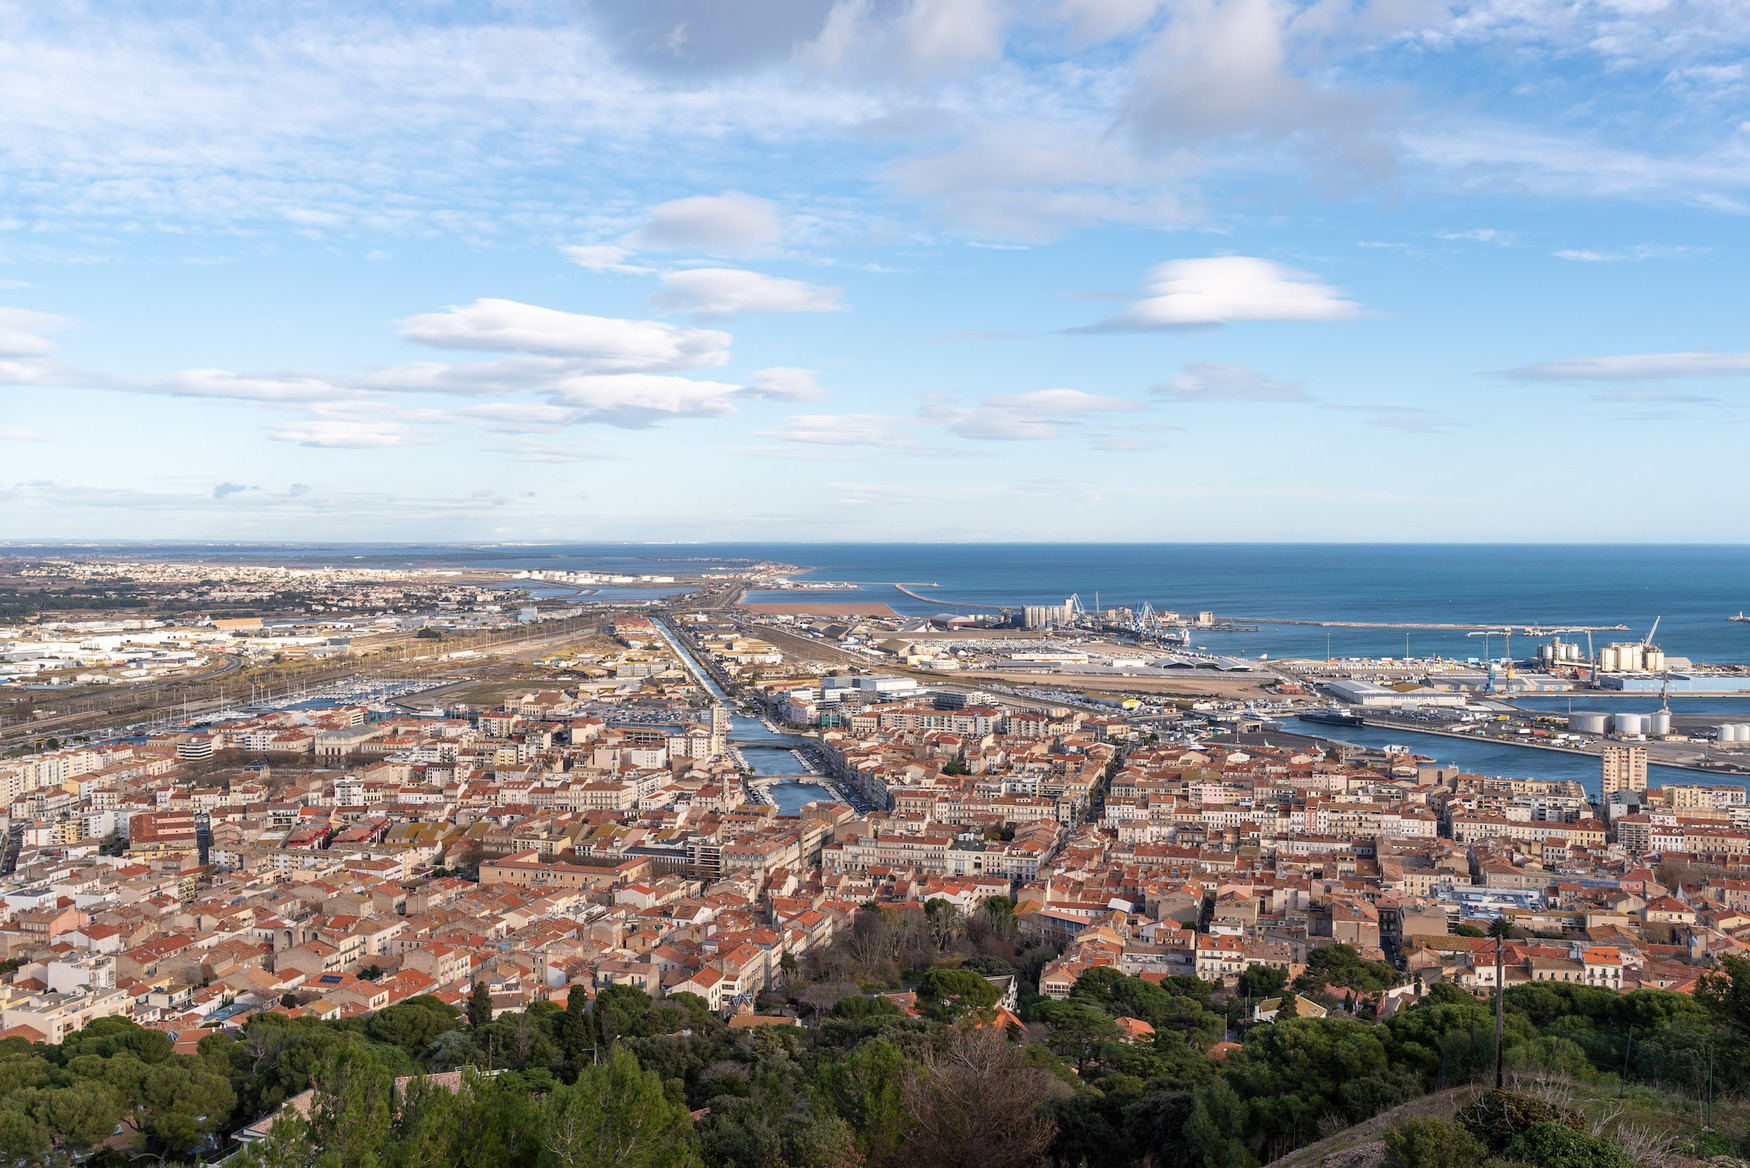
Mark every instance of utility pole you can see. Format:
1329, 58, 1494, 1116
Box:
1495, 935, 1505, 1090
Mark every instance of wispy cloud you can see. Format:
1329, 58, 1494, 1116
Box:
1153, 362, 1311, 402
650, 268, 844, 317
1553, 245, 1703, 262
1503, 351, 1750, 382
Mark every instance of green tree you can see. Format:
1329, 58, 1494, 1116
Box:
1224, 1018, 1391, 1158
310, 1046, 393, 1168
817, 1038, 908, 1161
468, 981, 494, 1030
543, 1047, 700, 1168
917, 968, 1000, 1020
559, 985, 598, 1069
236, 1111, 318, 1168
1294, 945, 1397, 995
366, 998, 461, 1055
1035, 1002, 1119, 1072
1697, 953, 1750, 1038
1237, 965, 1288, 1000
388, 1076, 462, 1168
37, 1079, 126, 1153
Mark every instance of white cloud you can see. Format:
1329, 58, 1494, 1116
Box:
561, 244, 655, 274
456, 402, 587, 432
265, 401, 441, 448
1153, 361, 1311, 401
0, 425, 48, 441
212, 482, 253, 500
155, 369, 356, 402
899, 0, 1009, 76
548, 373, 744, 425
772, 414, 920, 448
744, 367, 828, 401
1127, 0, 1309, 142
937, 387, 1142, 439
1058, 0, 1166, 43
650, 268, 844, 317
800, 0, 1010, 78
269, 417, 434, 448
626, 192, 783, 258
0, 307, 69, 357
399, 299, 732, 371
887, 124, 1193, 240
360, 357, 583, 397
1095, 257, 1367, 329
1503, 350, 1750, 381
0, 357, 88, 387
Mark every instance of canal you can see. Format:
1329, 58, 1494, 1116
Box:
1281, 716, 1726, 799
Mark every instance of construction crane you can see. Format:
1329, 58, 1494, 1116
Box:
1643, 616, 1661, 646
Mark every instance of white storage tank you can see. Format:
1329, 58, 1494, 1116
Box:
1718, 724, 1745, 743
1614, 713, 1647, 735
1568, 712, 1610, 734
1649, 710, 1672, 736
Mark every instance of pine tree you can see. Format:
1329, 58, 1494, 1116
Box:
467, 980, 493, 1030
543, 1049, 700, 1168
559, 985, 596, 1066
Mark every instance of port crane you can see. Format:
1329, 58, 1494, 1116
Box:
1467, 624, 1603, 692
1466, 629, 1517, 692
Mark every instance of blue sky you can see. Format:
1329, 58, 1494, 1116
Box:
2, 0, 1748, 542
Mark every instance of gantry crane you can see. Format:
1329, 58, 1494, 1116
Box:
1470, 623, 1619, 690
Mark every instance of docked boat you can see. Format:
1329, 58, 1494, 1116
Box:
1300, 709, 1364, 727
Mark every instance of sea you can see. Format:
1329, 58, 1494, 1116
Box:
11, 541, 1749, 792
8, 541, 1746, 664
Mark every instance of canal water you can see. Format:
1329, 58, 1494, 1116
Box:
1281, 716, 1725, 799
731, 715, 834, 814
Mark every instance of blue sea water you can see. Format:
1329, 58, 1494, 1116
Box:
14, 539, 1743, 793
735, 543, 1750, 667
9, 541, 1746, 663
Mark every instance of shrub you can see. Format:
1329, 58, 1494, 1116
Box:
1455, 1088, 1584, 1153
1383, 1117, 1486, 1168
1502, 1122, 1632, 1168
